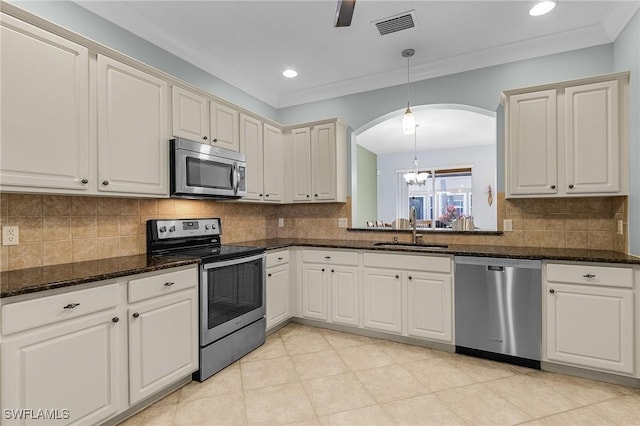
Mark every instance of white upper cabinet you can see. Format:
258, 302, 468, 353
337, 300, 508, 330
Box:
97, 55, 169, 195
239, 116, 283, 203
171, 87, 240, 152
263, 123, 284, 202
504, 73, 628, 198
210, 101, 240, 152
172, 86, 209, 142
0, 13, 90, 192
565, 80, 620, 194
507, 90, 558, 196
240, 113, 264, 201
290, 127, 313, 202
286, 119, 347, 203
312, 123, 338, 201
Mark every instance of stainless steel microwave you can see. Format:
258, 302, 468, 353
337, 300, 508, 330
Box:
170, 138, 246, 199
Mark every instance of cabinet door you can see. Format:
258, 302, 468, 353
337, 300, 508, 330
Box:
263, 123, 284, 202
565, 80, 620, 194
129, 290, 198, 404
210, 101, 239, 152
312, 123, 337, 201
546, 283, 633, 374
330, 265, 359, 326
171, 86, 209, 142
291, 127, 312, 202
301, 263, 329, 321
239, 114, 264, 201
1, 310, 120, 425
507, 90, 558, 196
406, 272, 452, 342
266, 264, 290, 329
0, 13, 90, 191
97, 55, 169, 195
362, 269, 402, 333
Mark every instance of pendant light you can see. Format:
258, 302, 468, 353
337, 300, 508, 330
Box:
404, 124, 429, 186
401, 48, 416, 135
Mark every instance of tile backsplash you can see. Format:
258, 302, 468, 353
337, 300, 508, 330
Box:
0, 192, 628, 271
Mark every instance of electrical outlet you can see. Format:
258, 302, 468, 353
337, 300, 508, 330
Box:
503, 219, 513, 232
2, 226, 19, 246
338, 218, 348, 228
278, 218, 284, 227
618, 220, 624, 235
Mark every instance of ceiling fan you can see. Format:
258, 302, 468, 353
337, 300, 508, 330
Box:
335, 0, 356, 27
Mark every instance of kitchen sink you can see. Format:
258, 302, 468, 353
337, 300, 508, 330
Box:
373, 242, 449, 250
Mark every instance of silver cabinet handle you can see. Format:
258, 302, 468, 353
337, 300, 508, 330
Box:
63, 303, 80, 309
583, 274, 596, 279
164, 282, 175, 287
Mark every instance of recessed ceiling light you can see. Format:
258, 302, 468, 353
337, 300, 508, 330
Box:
282, 69, 298, 78
529, 1, 556, 16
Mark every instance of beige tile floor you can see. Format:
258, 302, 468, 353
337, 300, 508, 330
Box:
121, 324, 640, 426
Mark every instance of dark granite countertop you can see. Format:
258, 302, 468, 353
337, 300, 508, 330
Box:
0, 255, 200, 299
239, 238, 640, 265
3, 238, 638, 299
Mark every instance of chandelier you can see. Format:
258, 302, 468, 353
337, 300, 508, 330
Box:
403, 125, 429, 186
401, 48, 416, 135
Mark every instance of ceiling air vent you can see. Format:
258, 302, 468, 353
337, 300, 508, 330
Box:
373, 10, 417, 36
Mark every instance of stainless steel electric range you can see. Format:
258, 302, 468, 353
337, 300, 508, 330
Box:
147, 218, 266, 381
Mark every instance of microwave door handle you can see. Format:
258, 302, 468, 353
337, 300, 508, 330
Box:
232, 163, 239, 194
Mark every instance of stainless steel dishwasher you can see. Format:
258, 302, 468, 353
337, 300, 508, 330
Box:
454, 256, 542, 369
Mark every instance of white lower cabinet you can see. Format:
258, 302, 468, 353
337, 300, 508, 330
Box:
266, 250, 291, 330
362, 269, 402, 333
545, 262, 635, 375
302, 263, 329, 321
0, 266, 198, 425
330, 266, 360, 327
1, 309, 120, 425
406, 271, 453, 342
128, 292, 198, 405
1, 284, 121, 426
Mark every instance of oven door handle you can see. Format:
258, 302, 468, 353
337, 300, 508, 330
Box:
202, 253, 265, 270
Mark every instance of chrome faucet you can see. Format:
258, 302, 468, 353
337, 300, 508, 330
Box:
410, 206, 418, 244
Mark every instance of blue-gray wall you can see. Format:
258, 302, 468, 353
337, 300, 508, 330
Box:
11, 0, 278, 120
613, 9, 640, 256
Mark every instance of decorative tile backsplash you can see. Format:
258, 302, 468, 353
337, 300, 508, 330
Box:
0, 192, 628, 271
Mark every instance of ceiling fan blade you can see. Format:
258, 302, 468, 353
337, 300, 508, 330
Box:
335, 0, 356, 27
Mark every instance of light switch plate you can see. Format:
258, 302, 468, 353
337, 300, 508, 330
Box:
338, 218, 348, 228
503, 219, 513, 232
278, 218, 284, 227
2, 226, 19, 246
618, 220, 624, 235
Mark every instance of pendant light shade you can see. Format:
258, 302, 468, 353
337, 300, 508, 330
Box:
403, 124, 428, 186
401, 48, 416, 135
402, 105, 416, 135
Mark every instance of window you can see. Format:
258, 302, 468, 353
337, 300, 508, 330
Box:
403, 167, 472, 228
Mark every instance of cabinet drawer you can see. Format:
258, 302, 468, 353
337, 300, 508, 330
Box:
546, 263, 633, 288
128, 267, 198, 303
2, 284, 119, 335
363, 252, 451, 273
266, 250, 289, 268
302, 249, 358, 266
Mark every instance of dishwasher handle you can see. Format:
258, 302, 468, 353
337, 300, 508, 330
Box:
487, 265, 504, 272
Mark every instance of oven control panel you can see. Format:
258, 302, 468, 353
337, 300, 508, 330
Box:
153, 218, 221, 239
